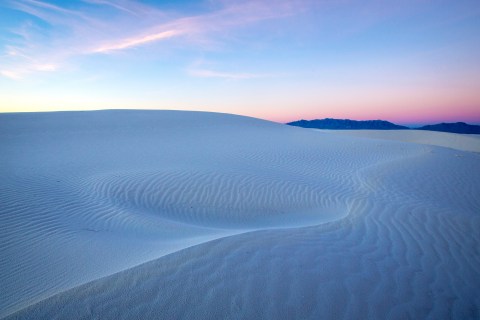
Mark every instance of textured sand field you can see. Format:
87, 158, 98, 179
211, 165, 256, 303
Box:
1, 110, 479, 319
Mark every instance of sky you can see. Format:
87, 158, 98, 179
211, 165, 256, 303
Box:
0, 0, 479, 125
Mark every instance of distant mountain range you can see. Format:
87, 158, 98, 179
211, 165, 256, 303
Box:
416, 122, 480, 134
287, 119, 480, 134
287, 118, 408, 130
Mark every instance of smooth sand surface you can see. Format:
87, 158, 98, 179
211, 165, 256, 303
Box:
321, 129, 480, 152
1, 111, 479, 319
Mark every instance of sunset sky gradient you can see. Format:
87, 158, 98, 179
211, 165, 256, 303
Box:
1, 0, 479, 125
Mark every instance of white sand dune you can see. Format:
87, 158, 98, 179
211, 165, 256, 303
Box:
1, 110, 479, 319
321, 129, 480, 152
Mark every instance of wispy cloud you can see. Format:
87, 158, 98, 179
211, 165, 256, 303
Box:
82, 0, 138, 15
188, 68, 273, 80
1, 0, 309, 79
0, 70, 22, 80
92, 30, 181, 53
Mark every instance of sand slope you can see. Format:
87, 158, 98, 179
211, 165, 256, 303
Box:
322, 129, 480, 152
1, 110, 479, 319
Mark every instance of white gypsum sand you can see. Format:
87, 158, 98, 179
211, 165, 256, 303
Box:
320, 129, 480, 153
1, 110, 479, 319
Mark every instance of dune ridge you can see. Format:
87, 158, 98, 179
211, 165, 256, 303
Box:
1, 110, 479, 319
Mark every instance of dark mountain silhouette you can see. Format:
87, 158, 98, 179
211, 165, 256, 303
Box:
287, 118, 409, 130
417, 122, 480, 134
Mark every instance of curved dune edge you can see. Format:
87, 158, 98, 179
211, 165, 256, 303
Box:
2, 221, 339, 319
318, 129, 480, 152
1, 203, 350, 319
1, 185, 351, 319
6, 186, 351, 312
1, 110, 479, 319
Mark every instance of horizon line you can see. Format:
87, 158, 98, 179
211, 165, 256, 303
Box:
1, 108, 479, 127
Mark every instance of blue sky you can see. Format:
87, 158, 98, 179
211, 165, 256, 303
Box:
0, 0, 479, 124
